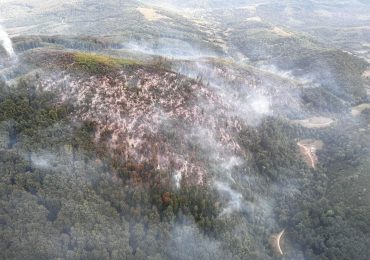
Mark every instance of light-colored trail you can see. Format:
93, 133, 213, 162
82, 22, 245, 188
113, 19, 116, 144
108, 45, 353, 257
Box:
297, 139, 323, 169
309, 121, 333, 127
276, 229, 285, 255
351, 103, 370, 116
297, 142, 315, 168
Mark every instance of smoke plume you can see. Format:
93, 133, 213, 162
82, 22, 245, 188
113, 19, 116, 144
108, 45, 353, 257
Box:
0, 25, 15, 58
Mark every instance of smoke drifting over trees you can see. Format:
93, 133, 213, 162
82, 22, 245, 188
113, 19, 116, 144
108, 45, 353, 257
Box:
0, 26, 15, 58
1, 1, 370, 259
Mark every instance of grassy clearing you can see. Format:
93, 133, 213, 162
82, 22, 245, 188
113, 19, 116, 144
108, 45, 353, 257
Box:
74, 52, 137, 74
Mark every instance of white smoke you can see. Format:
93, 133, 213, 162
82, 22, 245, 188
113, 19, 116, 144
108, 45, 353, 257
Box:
220, 156, 242, 183
30, 153, 57, 169
215, 181, 243, 216
249, 93, 272, 116
260, 64, 320, 87
0, 25, 15, 58
173, 170, 182, 189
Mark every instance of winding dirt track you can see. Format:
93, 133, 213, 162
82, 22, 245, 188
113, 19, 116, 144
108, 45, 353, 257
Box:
276, 229, 285, 255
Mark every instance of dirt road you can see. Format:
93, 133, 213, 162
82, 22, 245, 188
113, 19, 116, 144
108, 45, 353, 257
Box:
297, 139, 323, 169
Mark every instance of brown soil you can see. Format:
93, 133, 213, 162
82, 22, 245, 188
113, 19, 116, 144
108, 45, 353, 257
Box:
297, 139, 323, 168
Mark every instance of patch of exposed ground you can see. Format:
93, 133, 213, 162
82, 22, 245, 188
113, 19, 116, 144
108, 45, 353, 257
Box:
137, 7, 168, 22
297, 139, 323, 169
246, 16, 262, 22
272, 27, 293, 37
351, 103, 370, 116
292, 117, 335, 128
362, 70, 370, 78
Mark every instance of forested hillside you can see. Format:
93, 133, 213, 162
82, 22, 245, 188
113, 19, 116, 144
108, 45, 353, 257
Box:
1, 1, 370, 259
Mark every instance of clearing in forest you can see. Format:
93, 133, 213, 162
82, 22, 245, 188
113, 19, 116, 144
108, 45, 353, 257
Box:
351, 103, 370, 116
362, 70, 370, 78
292, 117, 335, 128
272, 27, 293, 37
